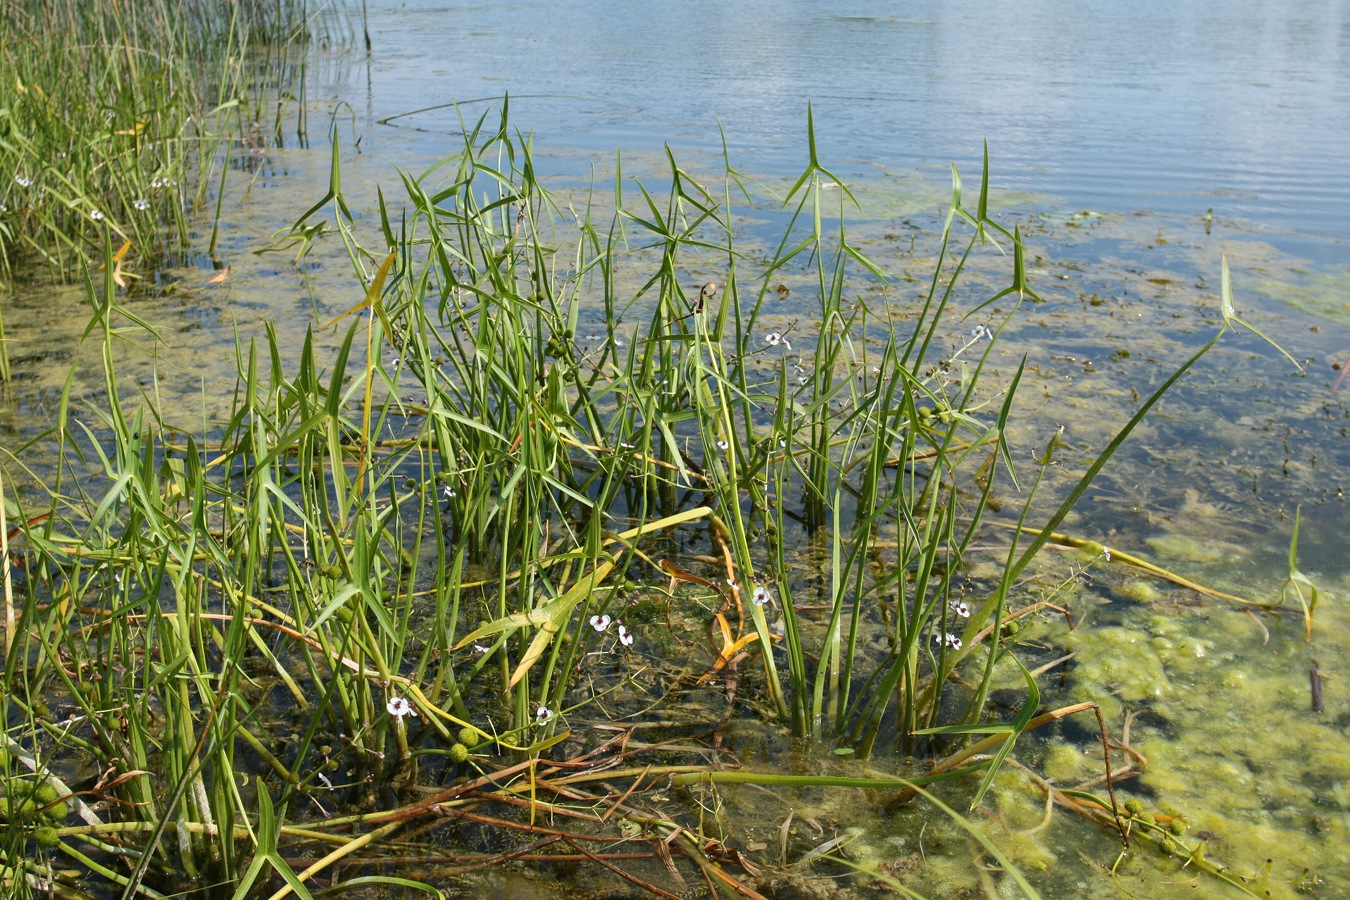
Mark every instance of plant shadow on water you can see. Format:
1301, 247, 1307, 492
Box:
1, 96, 1348, 900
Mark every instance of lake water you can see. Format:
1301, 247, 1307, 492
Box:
5, 1, 1350, 897
352, 0, 1350, 260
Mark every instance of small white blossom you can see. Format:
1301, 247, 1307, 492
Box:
133, 198, 149, 211
969, 324, 991, 342
14, 175, 32, 188
765, 331, 791, 349
386, 696, 417, 718
443, 484, 456, 499
716, 439, 729, 451
89, 209, 104, 221
752, 585, 770, 606
934, 631, 962, 651
617, 625, 634, 647
949, 599, 970, 618
535, 705, 554, 724
589, 614, 612, 632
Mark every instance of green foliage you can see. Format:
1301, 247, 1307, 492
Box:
0, 0, 336, 286
0, 102, 1277, 896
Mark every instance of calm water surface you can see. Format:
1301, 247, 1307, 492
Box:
348, 0, 1350, 260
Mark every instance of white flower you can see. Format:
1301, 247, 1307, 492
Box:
386, 696, 417, 718
617, 625, 634, 647
89, 209, 104, 221
151, 177, 173, 189
716, 439, 729, 451
14, 175, 32, 188
933, 631, 962, 651
765, 331, 791, 349
443, 484, 456, 499
133, 198, 149, 211
949, 599, 970, 618
535, 705, 553, 724
969, 324, 991, 342
589, 614, 612, 632
752, 585, 770, 606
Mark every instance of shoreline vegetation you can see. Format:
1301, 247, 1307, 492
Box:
0, 6, 1329, 899
0, 0, 347, 288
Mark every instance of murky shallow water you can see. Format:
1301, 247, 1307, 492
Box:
4, 2, 1350, 897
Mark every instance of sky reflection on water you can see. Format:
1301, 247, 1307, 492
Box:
348, 0, 1350, 259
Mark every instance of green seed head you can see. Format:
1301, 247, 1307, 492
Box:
457, 727, 477, 746
33, 784, 58, 806
34, 825, 59, 848
1123, 797, 1145, 816
450, 743, 470, 763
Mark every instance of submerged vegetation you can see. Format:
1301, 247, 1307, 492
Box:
1, 85, 1329, 897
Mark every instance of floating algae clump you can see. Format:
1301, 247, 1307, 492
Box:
1116, 580, 1161, 603
1143, 533, 1223, 564
1064, 626, 1170, 701
1043, 742, 1098, 783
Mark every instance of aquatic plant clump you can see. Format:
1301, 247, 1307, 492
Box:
0, 0, 345, 287
0, 105, 1299, 898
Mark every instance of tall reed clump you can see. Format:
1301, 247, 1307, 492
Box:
0, 0, 341, 289
0, 104, 1283, 896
